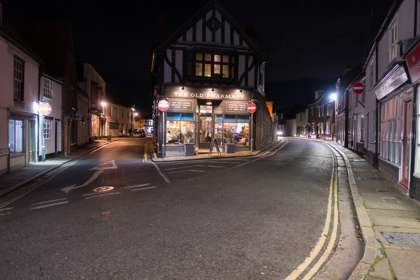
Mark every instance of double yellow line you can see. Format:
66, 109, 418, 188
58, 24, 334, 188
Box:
285, 153, 339, 280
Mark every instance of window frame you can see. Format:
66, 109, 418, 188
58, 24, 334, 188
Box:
389, 21, 398, 62
193, 51, 237, 82
8, 119, 24, 153
43, 77, 53, 99
13, 56, 25, 102
43, 118, 52, 140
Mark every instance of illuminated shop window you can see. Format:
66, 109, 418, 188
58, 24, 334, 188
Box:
8, 119, 23, 153
166, 113, 195, 144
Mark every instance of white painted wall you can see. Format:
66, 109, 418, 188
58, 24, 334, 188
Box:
0, 33, 39, 173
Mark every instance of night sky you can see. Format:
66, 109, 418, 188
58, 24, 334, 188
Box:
7, 0, 394, 115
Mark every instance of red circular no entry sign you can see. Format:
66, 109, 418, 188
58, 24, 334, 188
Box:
352, 81, 364, 95
247, 101, 257, 114
158, 99, 170, 112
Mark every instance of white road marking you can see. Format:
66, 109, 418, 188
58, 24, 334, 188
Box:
129, 186, 157, 192
167, 169, 206, 174
84, 192, 121, 200
206, 165, 225, 168
61, 169, 104, 194
31, 198, 67, 206
30, 201, 69, 210
150, 161, 171, 184
124, 183, 152, 190
165, 165, 206, 171
90, 160, 118, 171
0, 207, 13, 212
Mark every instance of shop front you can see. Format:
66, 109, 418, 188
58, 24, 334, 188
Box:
375, 64, 412, 192
158, 86, 252, 157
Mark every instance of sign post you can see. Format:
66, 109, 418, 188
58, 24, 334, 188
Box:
247, 101, 257, 152
157, 99, 170, 158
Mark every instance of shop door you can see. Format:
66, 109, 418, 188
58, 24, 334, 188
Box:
401, 101, 412, 190
198, 104, 213, 149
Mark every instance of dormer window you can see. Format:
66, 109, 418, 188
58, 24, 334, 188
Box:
194, 52, 234, 80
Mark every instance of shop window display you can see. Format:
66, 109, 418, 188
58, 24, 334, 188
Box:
167, 121, 195, 144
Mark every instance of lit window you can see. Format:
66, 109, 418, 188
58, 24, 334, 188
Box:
194, 52, 233, 79
8, 119, 23, 153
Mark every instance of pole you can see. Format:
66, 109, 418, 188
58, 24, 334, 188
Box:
250, 112, 254, 152
162, 112, 166, 157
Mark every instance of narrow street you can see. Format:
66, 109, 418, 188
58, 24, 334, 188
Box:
0, 138, 351, 279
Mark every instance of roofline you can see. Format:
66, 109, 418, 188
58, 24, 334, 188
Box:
0, 28, 43, 64
157, 0, 265, 58
41, 72, 64, 85
363, 0, 403, 69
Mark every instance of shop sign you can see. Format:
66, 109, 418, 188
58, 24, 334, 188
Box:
38, 102, 52, 116
225, 101, 247, 114
406, 42, 420, 83
168, 99, 193, 112
168, 89, 249, 101
374, 64, 408, 100
247, 101, 257, 114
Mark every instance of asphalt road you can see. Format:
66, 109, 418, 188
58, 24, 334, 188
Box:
0, 138, 335, 279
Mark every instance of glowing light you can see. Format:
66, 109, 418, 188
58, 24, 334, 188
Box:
277, 130, 284, 136
100, 101, 107, 107
329, 92, 338, 102
134, 112, 139, 117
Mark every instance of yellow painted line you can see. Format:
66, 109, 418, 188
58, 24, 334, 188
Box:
285, 153, 335, 280
302, 160, 339, 279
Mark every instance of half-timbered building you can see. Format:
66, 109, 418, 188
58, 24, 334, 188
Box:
152, 0, 274, 156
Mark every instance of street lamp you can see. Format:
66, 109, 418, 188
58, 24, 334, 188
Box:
329, 92, 338, 102
100, 101, 107, 108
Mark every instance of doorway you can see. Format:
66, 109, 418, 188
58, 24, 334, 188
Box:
401, 100, 412, 190
199, 104, 213, 149
28, 119, 37, 163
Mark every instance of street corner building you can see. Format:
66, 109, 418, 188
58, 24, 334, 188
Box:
151, 0, 275, 157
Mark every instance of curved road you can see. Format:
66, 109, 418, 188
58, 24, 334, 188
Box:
0, 138, 335, 279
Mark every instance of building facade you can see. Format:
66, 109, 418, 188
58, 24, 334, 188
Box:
0, 29, 40, 174
296, 109, 308, 136
78, 63, 106, 139
307, 91, 336, 140
103, 102, 132, 137
0, 25, 63, 174
365, 0, 419, 194
152, 1, 273, 156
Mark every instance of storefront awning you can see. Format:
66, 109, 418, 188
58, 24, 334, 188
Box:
167, 113, 194, 121
215, 114, 249, 123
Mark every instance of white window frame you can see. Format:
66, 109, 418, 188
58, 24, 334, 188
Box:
43, 78, 53, 99
389, 21, 398, 62
43, 118, 52, 140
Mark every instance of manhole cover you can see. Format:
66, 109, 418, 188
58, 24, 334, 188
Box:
93, 186, 115, 193
383, 232, 420, 246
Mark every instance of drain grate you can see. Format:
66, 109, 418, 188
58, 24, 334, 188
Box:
382, 232, 420, 246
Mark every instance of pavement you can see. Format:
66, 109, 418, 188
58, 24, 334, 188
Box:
326, 141, 420, 280
0, 138, 356, 279
0, 139, 112, 198
152, 144, 278, 162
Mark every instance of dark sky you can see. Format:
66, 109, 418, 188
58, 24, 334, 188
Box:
7, 0, 394, 114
